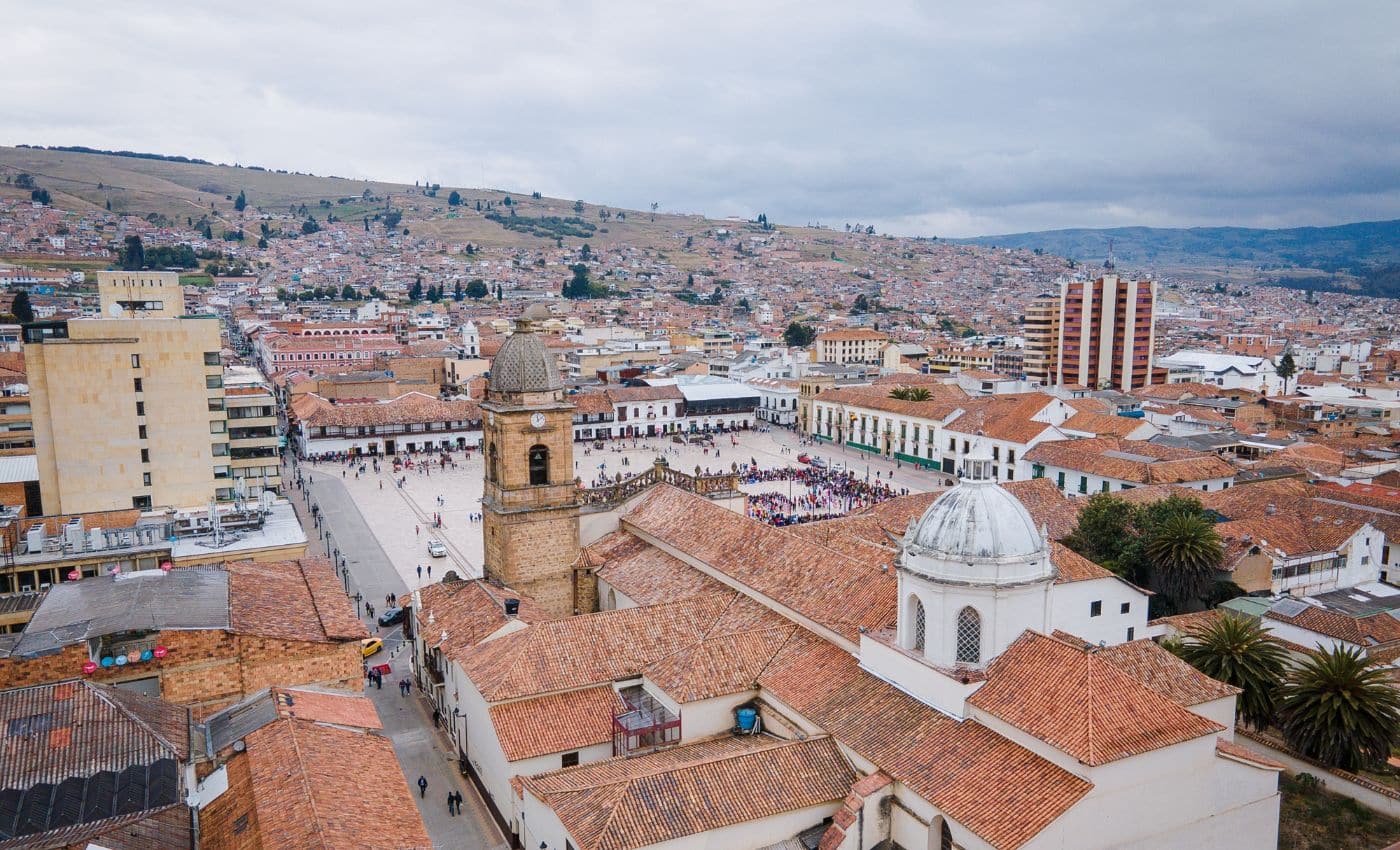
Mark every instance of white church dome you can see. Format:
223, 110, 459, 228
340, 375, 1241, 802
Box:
901, 456, 1051, 585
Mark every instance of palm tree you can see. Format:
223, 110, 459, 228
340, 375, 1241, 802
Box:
1277, 645, 1400, 771
1144, 512, 1223, 609
888, 386, 932, 402
1176, 613, 1287, 730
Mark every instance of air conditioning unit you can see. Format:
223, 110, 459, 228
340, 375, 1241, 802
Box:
24, 526, 44, 553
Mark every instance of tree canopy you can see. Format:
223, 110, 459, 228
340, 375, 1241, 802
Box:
11, 290, 34, 323
783, 322, 816, 347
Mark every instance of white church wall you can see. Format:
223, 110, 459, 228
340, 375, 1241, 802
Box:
1026, 736, 1279, 850
1049, 578, 1148, 647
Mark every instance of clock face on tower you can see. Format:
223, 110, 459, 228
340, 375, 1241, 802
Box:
530, 412, 547, 429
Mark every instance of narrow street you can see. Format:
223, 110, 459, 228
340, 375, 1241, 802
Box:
284, 456, 507, 850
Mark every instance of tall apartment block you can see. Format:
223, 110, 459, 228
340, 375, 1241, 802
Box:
1022, 293, 1061, 384
1022, 274, 1156, 391
24, 272, 230, 514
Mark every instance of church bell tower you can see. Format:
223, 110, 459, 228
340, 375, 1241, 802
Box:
481, 304, 580, 617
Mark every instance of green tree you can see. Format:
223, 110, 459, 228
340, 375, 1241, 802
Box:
889, 386, 932, 402
563, 264, 596, 299
302, 218, 320, 235
573, 200, 584, 214
448, 190, 462, 206
461, 279, 485, 299
495, 282, 503, 300
580, 243, 592, 261
1144, 511, 1223, 609
13, 173, 34, 189
1275, 350, 1296, 395
257, 236, 268, 250
1064, 493, 1138, 569
234, 190, 246, 212
121, 235, 145, 270
1277, 645, 1400, 771
1175, 613, 1287, 729
852, 293, 871, 313
783, 322, 816, 347
341, 284, 357, 300
10, 290, 34, 323
409, 280, 423, 301
30, 188, 51, 205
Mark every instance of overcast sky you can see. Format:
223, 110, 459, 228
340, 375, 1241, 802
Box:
5, 1, 1397, 237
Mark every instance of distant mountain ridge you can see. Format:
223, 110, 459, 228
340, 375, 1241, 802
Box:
953, 219, 1400, 275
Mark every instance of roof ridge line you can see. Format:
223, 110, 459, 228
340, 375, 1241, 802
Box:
283, 718, 330, 850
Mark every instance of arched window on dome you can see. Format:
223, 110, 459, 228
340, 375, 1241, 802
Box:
606, 588, 617, 610
907, 595, 926, 654
488, 443, 499, 484
955, 607, 981, 665
940, 820, 954, 850
528, 444, 549, 485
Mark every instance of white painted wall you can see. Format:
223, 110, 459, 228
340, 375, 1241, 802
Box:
1049, 578, 1148, 646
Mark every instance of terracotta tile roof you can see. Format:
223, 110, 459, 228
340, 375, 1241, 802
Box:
1215, 738, 1285, 770
1024, 437, 1237, 484
1050, 542, 1116, 583
227, 559, 368, 643
1264, 605, 1400, 646
1061, 411, 1153, 438
621, 485, 896, 642
298, 391, 481, 428
244, 718, 431, 849
758, 631, 1091, 850
274, 687, 383, 729
944, 393, 1063, 444
463, 597, 726, 701
414, 578, 548, 665
588, 530, 729, 606
786, 519, 901, 563
489, 685, 626, 761
1003, 479, 1080, 540
1094, 640, 1240, 706
1216, 510, 1362, 561
643, 624, 795, 702
810, 386, 967, 420
604, 385, 684, 403
817, 328, 889, 341
520, 735, 855, 850
570, 391, 615, 415
967, 632, 1223, 766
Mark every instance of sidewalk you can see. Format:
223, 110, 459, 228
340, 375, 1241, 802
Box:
285, 458, 507, 850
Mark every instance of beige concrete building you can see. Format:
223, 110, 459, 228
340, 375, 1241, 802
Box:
25, 273, 228, 513
96, 270, 186, 319
1023, 292, 1061, 384
814, 328, 889, 365
223, 371, 282, 494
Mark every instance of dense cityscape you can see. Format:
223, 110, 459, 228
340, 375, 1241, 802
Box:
2, 4, 1399, 850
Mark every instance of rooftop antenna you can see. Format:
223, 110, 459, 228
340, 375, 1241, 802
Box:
1103, 238, 1116, 272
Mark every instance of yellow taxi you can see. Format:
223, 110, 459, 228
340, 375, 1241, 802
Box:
360, 637, 384, 658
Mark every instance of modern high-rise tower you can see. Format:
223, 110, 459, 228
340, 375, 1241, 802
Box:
1022, 275, 1156, 392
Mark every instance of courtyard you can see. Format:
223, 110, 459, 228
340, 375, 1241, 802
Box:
298, 427, 946, 589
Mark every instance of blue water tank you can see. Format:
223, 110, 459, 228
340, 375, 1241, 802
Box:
736, 708, 757, 732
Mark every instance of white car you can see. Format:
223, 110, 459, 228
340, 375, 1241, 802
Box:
427, 540, 447, 558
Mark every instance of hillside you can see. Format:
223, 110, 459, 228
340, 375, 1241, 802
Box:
953, 220, 1400, 276
0, 144, 818, 263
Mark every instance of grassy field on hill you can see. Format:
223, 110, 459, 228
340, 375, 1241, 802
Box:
0, 145, 816, 261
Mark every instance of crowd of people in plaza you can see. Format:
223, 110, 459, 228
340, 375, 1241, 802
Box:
743, 465, 903, 527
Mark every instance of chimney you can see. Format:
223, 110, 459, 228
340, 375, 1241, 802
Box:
503, 598, 520, 617
1265, 503, 1276, 515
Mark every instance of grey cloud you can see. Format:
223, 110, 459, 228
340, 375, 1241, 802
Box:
3, 0, 1397, 236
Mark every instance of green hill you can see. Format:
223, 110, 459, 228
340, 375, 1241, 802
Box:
953, 220, 1400, 276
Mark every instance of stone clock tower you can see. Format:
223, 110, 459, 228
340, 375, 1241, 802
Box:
480, 304, 580, 617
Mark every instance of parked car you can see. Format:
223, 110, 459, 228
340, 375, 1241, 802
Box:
360, 637, 384, 658
809, 456, 828, 469
797, 453, 811, 464
377, 606, 406, 627
427, 540, 447, 558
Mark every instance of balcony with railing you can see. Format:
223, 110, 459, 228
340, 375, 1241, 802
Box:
612, 685, 680, 757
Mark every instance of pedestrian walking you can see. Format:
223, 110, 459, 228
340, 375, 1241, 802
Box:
447, 791, 456, 816
426, 564, 432, 579
417, 564, 423, 580
415, 524, 420, 537
417, 775, 427, 798
452, 791, 463, 814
